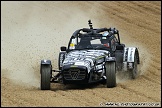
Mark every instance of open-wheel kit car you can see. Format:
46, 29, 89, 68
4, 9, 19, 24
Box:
40, 20, 140, 90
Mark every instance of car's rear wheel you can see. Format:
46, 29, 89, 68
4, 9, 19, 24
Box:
105, 62, 116, 88
130, 54, 138, 79
40, 64, 51, 90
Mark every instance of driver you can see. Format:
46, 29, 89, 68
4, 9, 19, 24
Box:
100, 31, 110, 48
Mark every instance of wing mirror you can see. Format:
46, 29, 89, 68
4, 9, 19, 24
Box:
60, 46, 67, 51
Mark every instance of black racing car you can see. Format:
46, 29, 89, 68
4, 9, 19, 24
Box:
40, 20, 140, 90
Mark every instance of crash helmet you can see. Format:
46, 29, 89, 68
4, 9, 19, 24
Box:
102, 31, 109, 37
100, 31, 109, 44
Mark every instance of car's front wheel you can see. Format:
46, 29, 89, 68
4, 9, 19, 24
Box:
40, 64, 51, 90
105, 62, 116, 88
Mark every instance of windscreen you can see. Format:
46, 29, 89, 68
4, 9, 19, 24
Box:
69, 34, 110, 50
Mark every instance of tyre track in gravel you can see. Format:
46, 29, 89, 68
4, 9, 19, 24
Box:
51, 84, 109, 106
1, 1, 161, 107
100, 1, 160, 33
52, 89, 92, 106
119, 84, 159, 102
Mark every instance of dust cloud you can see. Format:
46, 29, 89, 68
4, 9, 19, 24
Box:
1, 1, 99, 88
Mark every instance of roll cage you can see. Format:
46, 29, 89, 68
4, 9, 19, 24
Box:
67, 20, 121, 52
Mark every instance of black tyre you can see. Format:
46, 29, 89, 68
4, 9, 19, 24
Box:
130, 54, 138, 79
40, 64, 51, 90
105, 62, 116, 88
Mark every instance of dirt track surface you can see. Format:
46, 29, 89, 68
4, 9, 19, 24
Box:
1, 1, 161, 107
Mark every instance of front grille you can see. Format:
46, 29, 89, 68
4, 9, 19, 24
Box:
63, 68, 86, 80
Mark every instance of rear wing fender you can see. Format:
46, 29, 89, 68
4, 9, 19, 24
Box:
123, 47, 140, 63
